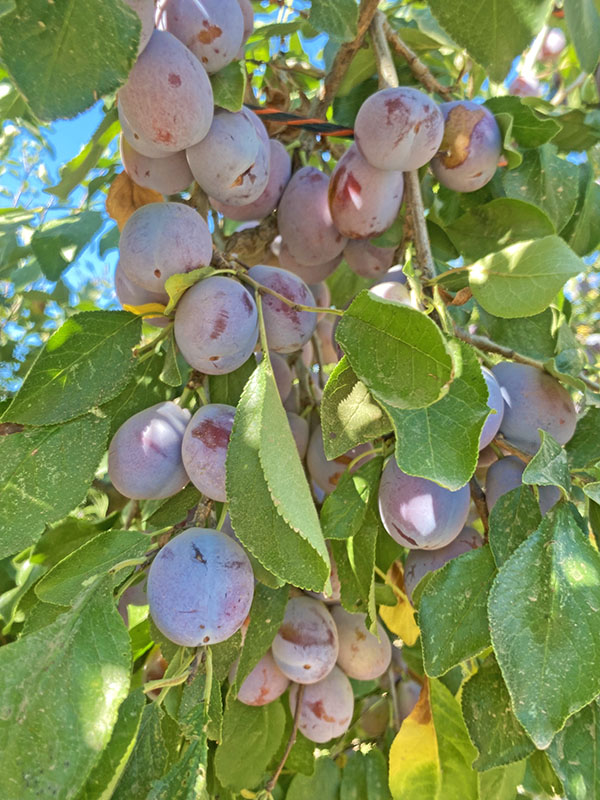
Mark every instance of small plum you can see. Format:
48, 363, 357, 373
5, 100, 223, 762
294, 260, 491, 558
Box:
114, 261, 169, 328
272, 596, 339, 684
344, 239, 396, 279
331, 606, 392, 681
540, 28, 566, 61
123, 0, 155, 55
508, 75, 541, 97
181, 404, 236, 502
368, 281, 411, 306
403, 526, 481, 601
233, 651, 290, 706
120, 136, 193, 195
147, 528, 254, 646
485, 455, 559, 515
479, 367, 504, 449
287, 412, 309, 459
306, 424, 373, 494
277, 238, 342, 283
289, 665, 354, 743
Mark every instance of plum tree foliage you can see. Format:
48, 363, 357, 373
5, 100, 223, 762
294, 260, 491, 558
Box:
1, 1, 600, 799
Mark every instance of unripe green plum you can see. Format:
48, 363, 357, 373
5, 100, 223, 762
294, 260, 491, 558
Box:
289, 665, 354, 743
272, 596, 339, 684
331, 607, 392, 681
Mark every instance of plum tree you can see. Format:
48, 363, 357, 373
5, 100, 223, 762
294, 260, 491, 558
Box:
378, 458, 471, 549
147, 528, 254, 646
430, 101, 502, 192
354, 86, 444, 171
181, 404, 236, 502
343, 239, 396, 279
271, 596, 339, 684
108, 401, 190, 499
186, 108, 269, 206
118, 30, 214, 154
247, 265, 317, 353
120, 135, 194, 195
328, 144, 404, 239
174, 276, 258, 374
403, 526, 481, 601
156, 0, 244, 74
277, 167, 348, 266
289, 665, 354, 743
119, 202, 212, 293
211, 139, 291, 221
479, 367, 504, 449
485, 455, 560, 514
330, 606, 392, 681
232, 651, 290, 706
306, 424, 373, 493
491, 362, 577, 453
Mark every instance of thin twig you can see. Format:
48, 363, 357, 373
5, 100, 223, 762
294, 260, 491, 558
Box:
371, 11, 399, 90
124, 499, 140, 530
265, 685, 305, 794
469, 476, 489, 537
454, 326, 600, 393
388, 666, 401, 731
492, 436, 532, 464
403, 170, 436, 282
383, 19, 453, 98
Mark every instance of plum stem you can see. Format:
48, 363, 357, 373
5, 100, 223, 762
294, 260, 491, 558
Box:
238, 268, 344, 316
216, 502, 229, 531
264, 684, 305, 794
384, 19, 454, 99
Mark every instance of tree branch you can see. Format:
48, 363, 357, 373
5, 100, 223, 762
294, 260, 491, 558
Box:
265, 684, 305, 794
384, 20, 453, 98
370, 11, 399, 90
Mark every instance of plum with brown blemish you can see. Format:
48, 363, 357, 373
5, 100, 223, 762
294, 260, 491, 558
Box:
277, 167, 348, 266
289, 665, 354, 742
186, 108, 269, 206
119, 202, 212, 294
378, 458, 471, 550
120, 135, 194, 195
306, 423, 373, 494
491, 362, 577, 454
272, 596, 339, 684
181, 404, 236, 502
119, 30, 214, 155
108, 401, 190, 500
344, 239, 396, 279
148, 528, 254, 646
174, 276, 258, 374
156, 0, 244, 73
247, 265, 317, 353
211, 139, 291, 221
232, 650, 290, 706
430, 101, 501, 193
328, 144, 404, 240
403, 525, 481, 602
331, 606, 392, 681
354, 86, 444, 172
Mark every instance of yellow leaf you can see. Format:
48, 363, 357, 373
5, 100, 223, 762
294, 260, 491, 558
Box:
379, 562, 420, 646
106, 171, 163, 231
122, 302, 167, 318
163, 266, 216, 314
389, 680, 440, 800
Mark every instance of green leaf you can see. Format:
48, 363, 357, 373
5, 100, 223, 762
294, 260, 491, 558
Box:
336, 291, 454, 410
566, 408, 600, 468
76, 689, 146, 800
226, 360, 329, 591
461, 655, 535, 770
445, 199, 555, 261
214, 696, 286, 792
208, 356, 256, 407
543, 104, 600, 152
488, 504, 600, 748
159, 329, 183, 387
477, 761, 527, 800
146, 485, 201, 529
178, 671, 222, 742
321, 458, 383, 541
0, 0, 140, 121
419, 546, 496, 677
561, 163, 600, 257
0, 414, 109, 559
4, 311, 141, 426
469, 236, 583, 319
488, 485, 542, 568
478, 308, 556, 361
528, 750, 565, 797
102, 351, 169, 438
428, 0, 551, 81
430, 679, 478, 800
384, 340, 489, 490
320, 356, 392, 460
327, 261, 371, 309
547, 697, 600, 800
502, 146, 579, 233
522, 431, 571, 497
0, 577, 131, 800
493, 111, 523, 169
485, 96, 560, 148
331, 504, 379, 622
565, 0, 600, 72
287, 756, 341, 800
232, 583, 288, 693
210, 61, 246, 112
583, 483, 600, 505
309, 0, 358, 42
340, 749, 390, 800
36, 530, 151, 606
147, 737, 208, 800
113, 702, 180, 800
30, 211, 104, 280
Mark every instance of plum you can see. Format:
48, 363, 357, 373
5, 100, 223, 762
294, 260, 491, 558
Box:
108, 401, 190, 499
233, 650, 290, 706
491, 362, 577, 454
430, 101, 502, 193
331, 607, 392, 681
508, 75, 541, 97
277, 238, 342, 283
124, 0, 155, 55
306, 424, 373, 494
479, 366, 504, 449
540, 28, 566, 61
236, 0, 254, 58
354, 87, 444, 172
120, 136, 193, 195
114, 260, 169, 327
378, 458, 471, 550
289, 665, 354, 742
403, 526, 481, 601
486, 455, 559, 515
287, 412, 309, 459
181, 404, 236, 502
272, 596, 339, 684
344, 239, 396, 279
368, 281, 411, 306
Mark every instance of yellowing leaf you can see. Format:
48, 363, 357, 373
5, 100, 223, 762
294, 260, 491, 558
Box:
379, 562, 420, 646
164, 267, 216, 315
122, 302, 167, 318
106, 171, 163, 231
389, 680, 440, 800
